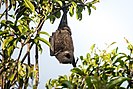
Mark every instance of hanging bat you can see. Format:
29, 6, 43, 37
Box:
49, 5, 76, 67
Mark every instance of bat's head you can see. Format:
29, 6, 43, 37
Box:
55, 51, 74, 64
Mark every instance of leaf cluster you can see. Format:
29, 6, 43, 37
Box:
46, 41, 133, 89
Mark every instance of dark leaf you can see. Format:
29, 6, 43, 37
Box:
49, 15, 56, 24
76, 6, 83, 20
55, 11, 61, 18
85, 76, 92, 88
62, 80, 72, 88
107, 77, 130, 89
87, 6, 91, 15
71, 68, 84, 76
16, 7, 26, 20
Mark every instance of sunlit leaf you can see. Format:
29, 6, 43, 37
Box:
36, 37, 50, 47
8, 45, 15, 56
71, 1, 77, 8
92, 0, 100, 4
1, 20, 6, 26
0, 30, 9, 36
9, 73, 16, 82
91, 5, 96, 10
24, 0, 35, 12
38, 31, 50, 37
56, 0, 62, 7
86, 53, 91, 59
18, 62, 26, 77
71, 68, 84, 76
18, 25, 23, 33
90, 44, 95, 52
45, 79, 53, 89
69, 5, 74, 17
2, 37, 14, 50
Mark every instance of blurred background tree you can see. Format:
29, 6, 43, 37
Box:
46, 41, 133, 89
0, 0, 99, 88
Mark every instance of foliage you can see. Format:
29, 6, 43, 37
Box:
0, 0, 99, 88
46, 40, 133, 89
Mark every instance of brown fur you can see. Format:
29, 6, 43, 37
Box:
49, 26, 76, 66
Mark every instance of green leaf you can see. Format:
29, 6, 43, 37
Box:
87, 6, 91, 15
69, 5, 74, 17
71, 68, 84, 76
55, 11, 61, 18
107, 42, 116, 48
86, 2, 92, 15
45, 79, 53, 89
107, 77, 130, 89
85, 76, 92, 88
71, 1, 77, 8
24, 0, 35, 12
56, 0, 62, 7
80, 56, 84, 60
8, 45, 15, 56
112, 56, 125, 67
76, 6, 83, 20
90, 44, 95, 52
76, 12, 82, 20
2, 37, 14, 50
91, 0, 100, 4
9, 73, 16, 82
91, 5, 96, 10
18, 25, 23, 33
36, 37, 50, 47
34, 38, 43, 53
38, 31, 50, 37
49, 15, 56, 24
86, 53, 91, 59
0, 30, 9, 36
1, 20, 6, 26
61, 80, 72, 88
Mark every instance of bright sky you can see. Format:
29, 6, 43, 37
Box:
36, 0, 133, 88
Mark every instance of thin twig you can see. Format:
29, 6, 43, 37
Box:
21, 16, 45, 63
33, 14, 45, 89
21, 42, 34, 63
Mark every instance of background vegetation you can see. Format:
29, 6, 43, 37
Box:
0, 0, 99, 89
0, 0, 132, 89
46, 41, 133, 89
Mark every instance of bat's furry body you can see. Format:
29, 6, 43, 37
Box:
49, 5, 76, 67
